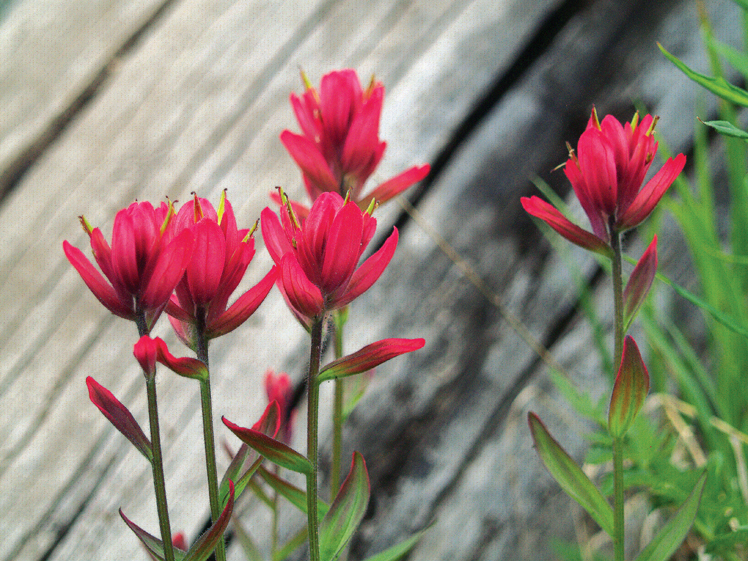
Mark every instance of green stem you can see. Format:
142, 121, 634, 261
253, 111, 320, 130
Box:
137, 311, 175, 561
331, 312, 346, 496
146, 375, 176, 561
272, 465, 280, 555
610, 229, 625, 561
306, 317, 325, 561
613, 437, 625, 561
610, 230, 625, 369
196, 316, 226, 561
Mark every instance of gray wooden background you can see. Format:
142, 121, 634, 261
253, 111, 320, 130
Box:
0, 0, 739, 559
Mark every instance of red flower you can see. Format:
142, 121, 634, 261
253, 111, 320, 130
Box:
264, 370, 295, 442
165, 192, 277, 349
63, 201, 194, 330
522, 108, 685, 250
261, 192, 397, 321
280, 69, 429, 217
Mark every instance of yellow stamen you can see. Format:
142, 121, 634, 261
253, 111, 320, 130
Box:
160, 198, 176, 235
192, 192, 204, 223
646, 115, 660, 136
365, 197, 378, 216
277, 186, 301, 231
244, 218, 259, 242
217, 189, 227, 225
591, 106, 601, 130
630, 112, 640, 130
79, 215, 94, 236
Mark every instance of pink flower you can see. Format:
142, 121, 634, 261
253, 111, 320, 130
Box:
264, 370, 295, 442
165, 192, 277, 348
63, 201, 194, 331
522, 108, 685, 250
261, 192, 397, 321
280, 69, 429, 217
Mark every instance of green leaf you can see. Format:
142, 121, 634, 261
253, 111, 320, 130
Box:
119, 509, 186, 561
655, 270, 748, 340
635, 471, 706, 561
659, 42, 748, 107
223, 416, 313, 475
361, 529, 427, 561
317, 338, 424, 384
182, 481, 235, 561
319, 452, 371, 561
528, 413, 614, 536
258, 465, 329, 518
701, 119, 748, 140
273, 527, 309, 561
219, 402, 280, 505
608, 336, 650, 438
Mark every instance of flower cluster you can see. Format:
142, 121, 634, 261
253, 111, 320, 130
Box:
280, 69, 430, 217
521, 108, 685, 253
262, 191, 397, 323
62, 66, 427, 561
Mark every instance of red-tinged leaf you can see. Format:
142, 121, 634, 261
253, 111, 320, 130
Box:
623, 236, 658, 332
222, 416, 313, 475
317, 338, 425, 384
258, 465, 329, 518
119, 509, 187, 561
528, 413, 614, 536
87, 377, 152, 461
635, 472, 706, 561
153, 337, 208, 381
319, 452, 370, 561
219, 402, 281, 505
608, 336, 650, 438
183, 481, 234, 561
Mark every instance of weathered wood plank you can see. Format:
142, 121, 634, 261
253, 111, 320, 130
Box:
1, 0, 741, 559
0, 0, 572, 559
0, 0, 173, 197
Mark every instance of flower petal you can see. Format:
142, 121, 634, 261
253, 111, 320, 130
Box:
618, 153, 686, 231
362, 164, 430, 208
280, 131, 339, 193
333, 227, 398, 309
207, 266, 277, 338
279, 254, 325, 319
63, 241, 135, 319
520, 197, 612, 256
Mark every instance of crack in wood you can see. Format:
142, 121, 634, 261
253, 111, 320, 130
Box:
0, 0, 181, 203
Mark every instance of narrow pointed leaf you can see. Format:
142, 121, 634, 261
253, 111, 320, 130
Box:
219, 401, 281, 504
361, 529, 427, 561
119, 509, 187, 561
183, 481, 234, 561
87, 377, 153, 461
273, 527, 309, 561
659, 42, 748, 107
258, 465, 329, 517
319, 452, 371, 561
635, 472, 706, 561
608, 336, 650, 438
528, 413, 614, 536
623, 237, 658, 332
702, 119, 748, 140
318, 338, 425, 383
223, 416, 313, 474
